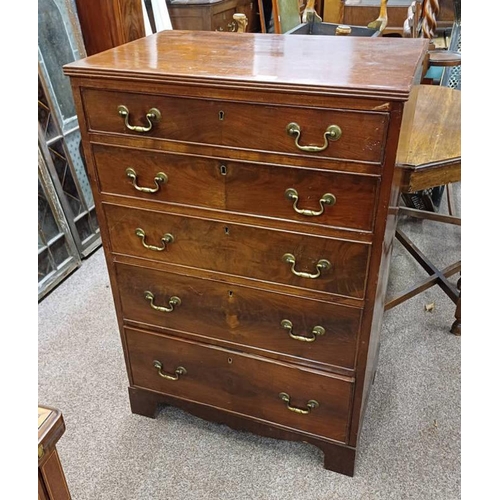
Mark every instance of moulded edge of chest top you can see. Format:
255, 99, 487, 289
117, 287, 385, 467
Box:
70, 77, 397, 114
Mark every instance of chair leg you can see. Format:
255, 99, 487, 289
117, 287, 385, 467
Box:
450, 277, 461, 336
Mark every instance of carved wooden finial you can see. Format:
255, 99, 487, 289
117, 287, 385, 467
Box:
233, 13, 248, 33
421, 0, 440, 39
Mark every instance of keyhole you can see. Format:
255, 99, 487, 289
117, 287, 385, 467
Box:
228, 357, 233, 364
228, 290, 233, 297
224, 227, 230, 235
219, 110, 225, 121
220, 165, 227, 175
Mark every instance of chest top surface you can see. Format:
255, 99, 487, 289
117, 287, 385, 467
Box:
64, 31, 428, 100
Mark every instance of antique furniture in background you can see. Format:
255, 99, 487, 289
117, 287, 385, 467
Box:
73, 0, 146, 56
167, 0, 259, 32
387, 85, 461, 335
274, 0, 380, 35
64, 31, 427, 476
341, 0, 455, 37
233, 12, 250, 31
342, 0, 416, 36
401, 0, 460, 213
415, 0, 461, 87
38, 406, 71, 500
38, 0, 101, 300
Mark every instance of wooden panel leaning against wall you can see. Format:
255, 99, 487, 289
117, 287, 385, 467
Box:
323, 0, 343, 23
74, 0, 146, 56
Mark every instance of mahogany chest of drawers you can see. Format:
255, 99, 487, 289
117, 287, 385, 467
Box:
64, 31, 427, 476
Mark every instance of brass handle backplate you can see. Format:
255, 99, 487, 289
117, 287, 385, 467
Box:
286, 122, 342, 152
118, 105, 161, 133
282, 253, 331, 279
126, 167, 168, 193
144, 291, 181, 313
285, 188, 336, 216
38, 444, 44, 460
279, 392, 319, 414
280, 319, 325, 343
135, 228, 174, 251
153, 360, 187, 380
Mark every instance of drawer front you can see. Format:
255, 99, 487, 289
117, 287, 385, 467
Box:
93, 145, 224, 210
116, 263, 361, 370
104, 204, 370, 298
225, 161, 378, 231
126, 327, 353, 442
93, 144, 379, 232
82, 89, 388, 162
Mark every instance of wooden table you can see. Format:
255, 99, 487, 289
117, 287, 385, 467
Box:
387, 84, 461, 334
38, 406, 71, 500
397, 85, 461, 193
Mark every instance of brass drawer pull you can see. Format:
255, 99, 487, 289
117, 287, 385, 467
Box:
126, 167, 168, 193
135, 228, 174, 251
286, 122, 342, 152
144, 291, 181, 312
280, 319, 325, 343
282, 253, 331, 279
279, 392, 319, 415
285, 188, 336, 216
153, 360, 187, 380
117, 105, 161, 133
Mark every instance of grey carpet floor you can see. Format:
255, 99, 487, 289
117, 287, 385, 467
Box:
38, 192, 461, 500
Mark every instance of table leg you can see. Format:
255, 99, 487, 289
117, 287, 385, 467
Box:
450, 276, 461, 336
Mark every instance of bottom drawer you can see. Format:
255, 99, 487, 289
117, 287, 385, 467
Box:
125, 327, 353, 443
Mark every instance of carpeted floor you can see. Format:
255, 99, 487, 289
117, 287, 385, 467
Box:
38, 191, 461, 500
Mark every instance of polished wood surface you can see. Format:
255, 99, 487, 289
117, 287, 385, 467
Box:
65, 31, 427, 475
104, 203, 371, 297
83, 88, 389, 162
397, 85, 460, 192
93, 144, 380, 232
427, 50, 462, 67
126, 327, 353, 442
38, 406, 71, 500
116, 262, 362, 371
65, 31, 428, 99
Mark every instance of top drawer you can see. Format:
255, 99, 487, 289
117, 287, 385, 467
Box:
81, 89, 389, 163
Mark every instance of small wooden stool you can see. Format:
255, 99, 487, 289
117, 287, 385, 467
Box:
386, 85, 461, 335
38, 406, 71, 500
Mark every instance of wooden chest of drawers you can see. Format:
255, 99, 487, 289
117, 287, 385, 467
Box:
167, 0, 259, 33
64, 31, 427, 476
